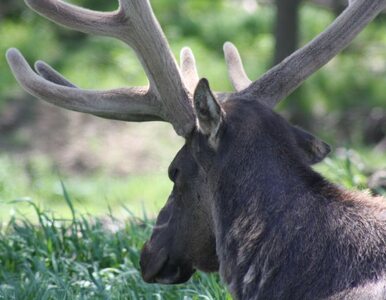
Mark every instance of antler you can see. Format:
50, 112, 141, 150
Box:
8, 0, 385, 134
7, 49, 163, 122
6, 0, 195, 136
180, 47, 200, 94
223, 42, 252, 92
222, 0, 386, 108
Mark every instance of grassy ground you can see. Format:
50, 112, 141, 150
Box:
0, 154, 229, 299
0, 154, 173, 222
0, 149, 385, 299
0, 195, 230, 299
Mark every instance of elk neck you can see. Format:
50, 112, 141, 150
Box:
211, 133, 329, 243
207, 132, 386, 299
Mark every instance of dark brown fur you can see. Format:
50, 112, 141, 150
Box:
140, 145, 218, 284
191, 96, 386, 299
141, 84, 386, 299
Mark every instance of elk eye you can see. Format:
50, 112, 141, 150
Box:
168, 167, 179, 182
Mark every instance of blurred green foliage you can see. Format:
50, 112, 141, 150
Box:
0, 154, 172, 221
1, 0, 386, 143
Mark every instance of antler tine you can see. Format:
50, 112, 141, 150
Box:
180, 47, 199, 94
25, 0, 118, 36
115, 0, 195, 135
237, 0, 386, 108
15, 0, 195, 136
179, 46, 233, 103
223, 42, 252, 92
7, 48, 163, 122
35, 60, 77, 88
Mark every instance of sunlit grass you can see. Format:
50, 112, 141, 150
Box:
0, 155, 172, 223
0, 185, 230, 300
315, 147, 386, 189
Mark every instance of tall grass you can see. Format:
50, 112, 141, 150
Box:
0, 188, 230, 299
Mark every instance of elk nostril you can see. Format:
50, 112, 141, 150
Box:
140, 247, 168, 283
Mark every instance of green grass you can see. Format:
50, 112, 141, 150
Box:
0, 154, 173, 222
0, 150, 385, 299
0, 198, 230, 299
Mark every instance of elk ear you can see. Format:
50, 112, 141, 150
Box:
194, 78, 224, 148
291, 126, 331, 165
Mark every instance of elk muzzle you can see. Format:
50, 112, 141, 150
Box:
140, 241, 195, 284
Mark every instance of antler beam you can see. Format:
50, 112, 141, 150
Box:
8, 0, 195, 136
8, 0, 386, 134
7, 48, 163, 121
238, 0, 386, 107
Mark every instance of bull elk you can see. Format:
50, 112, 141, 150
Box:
6, 0, 386, 299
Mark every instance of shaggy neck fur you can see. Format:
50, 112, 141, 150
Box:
210, 138, 386, 300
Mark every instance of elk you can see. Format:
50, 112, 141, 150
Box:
6, 0, 386, 299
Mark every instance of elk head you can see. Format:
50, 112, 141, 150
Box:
6, 0, 386, 285
140, 144, 218, 284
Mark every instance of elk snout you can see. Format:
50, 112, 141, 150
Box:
140, 241, 195, 284
140, 243, 168, 283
